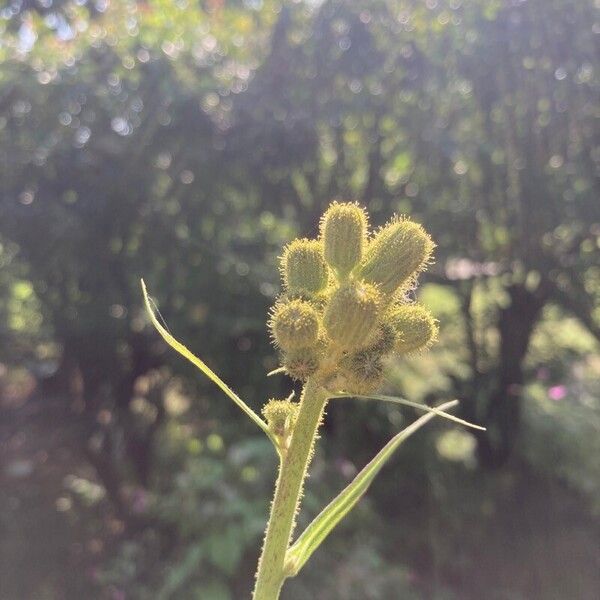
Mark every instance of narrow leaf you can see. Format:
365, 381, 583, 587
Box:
331, 393, 485, 431
267, 366, 286, 377
141, 279, 275, 444
284, 400, 458, 577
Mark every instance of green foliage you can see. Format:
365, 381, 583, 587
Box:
99, 434, 275, 599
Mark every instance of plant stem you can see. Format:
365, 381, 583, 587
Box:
253, 378, 328, 600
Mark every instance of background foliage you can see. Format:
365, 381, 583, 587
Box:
1, 0, 599, 598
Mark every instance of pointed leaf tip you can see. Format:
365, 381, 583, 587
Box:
140, 279, 276, 445
331, 393, 486, 431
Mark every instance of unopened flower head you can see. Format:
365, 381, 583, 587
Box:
320, 202, 368, 279
283, 346, 321, 381
389, 303, 438, 354
364, 322, 396, 356
270, 298, 320, 351
262, 399, 299, 436
323, 281, 380, 350
360, 217, 434, 295
281, 238, 329, 297
341, 348, 384, 395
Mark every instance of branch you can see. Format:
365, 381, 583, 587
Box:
549, 280, 600, 344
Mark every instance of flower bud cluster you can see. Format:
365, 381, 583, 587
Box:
267, 202, 438, 400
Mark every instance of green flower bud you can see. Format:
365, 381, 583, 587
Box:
281, 238, 329, 296
320, 202, 368, 279
262, 399, 299, 436
324, 281, 381, 350
341, 349, 384, 395
283, 346, 321, 381
269, 298, 320, 351
360, 217, 434, 295
366, 322, 396, 356
388, 303, 438, 354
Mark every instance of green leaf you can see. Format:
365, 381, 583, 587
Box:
157, 544, 204, 600
284, 400, 459, 577
206, 528, 243, 575
331, 393, 486, 431
141, 279, 275, 445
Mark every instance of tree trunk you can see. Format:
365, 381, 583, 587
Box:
476, 284, 545, 468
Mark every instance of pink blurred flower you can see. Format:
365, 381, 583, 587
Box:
548, 385, 567, 401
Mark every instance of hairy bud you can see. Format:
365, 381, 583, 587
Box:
270, 298, 320, 351
389, 303, 438, 354
366, 322, 396, 356
281, 238, 329, 296
320, 202, 368, 279
262, 399, 299, 437
342, 349, 384, 395
360, 218, 434, 295
283, 346, 321, 381
324, 281, 380, 350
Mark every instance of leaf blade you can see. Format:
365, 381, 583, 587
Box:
141, 279, 274, 444
284, 400, 458, 577
331, 393, 485, 431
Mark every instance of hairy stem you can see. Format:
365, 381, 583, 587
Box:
253, 378, 328, 600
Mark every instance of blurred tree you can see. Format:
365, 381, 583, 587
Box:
393, 0, 600, 466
